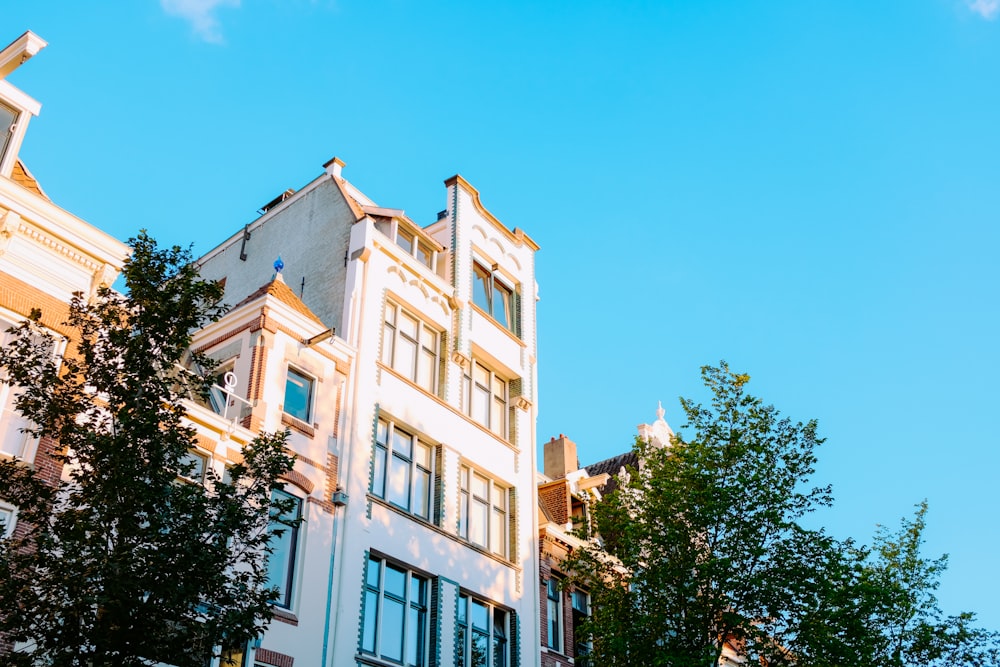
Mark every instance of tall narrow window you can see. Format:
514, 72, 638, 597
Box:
283, 368, 313, 423
546, 578, 563, 652
459, 466, 509, 558
457, 593, 510, 667
361, 556, 428, 667
472, 261, 517, 334
463, 360, 508, 439
382, 301, 440, 395
572, 590, 592, 663
372, 417, 436, 521
266, 490, 302, 608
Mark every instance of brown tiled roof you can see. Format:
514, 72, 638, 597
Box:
11, 160, 48, 200
233, 276, 324, 326
585, 450, 638, 496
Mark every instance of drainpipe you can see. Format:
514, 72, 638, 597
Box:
323, 233, 370, 667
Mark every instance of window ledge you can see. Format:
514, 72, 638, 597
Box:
376, 362, 520, 454
270, 606, 299, 626
281, 413, 315, 438
470, 302, 526, 347
368, 494, 521, 573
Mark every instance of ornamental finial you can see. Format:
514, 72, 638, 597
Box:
274, 256, 284, 274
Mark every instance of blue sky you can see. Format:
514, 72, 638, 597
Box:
7, 0, 1000, 628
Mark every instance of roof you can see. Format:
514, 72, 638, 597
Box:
585, 450, 638, 496
11, 160, 48, 200
232, 275, 324, 326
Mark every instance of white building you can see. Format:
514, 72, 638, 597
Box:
197, 159, 542, 667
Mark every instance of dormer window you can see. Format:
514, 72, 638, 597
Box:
0, 99, 17, 163
369, 210, 439, 273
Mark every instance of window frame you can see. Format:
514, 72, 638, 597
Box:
0, 502, 16, 539
456, 592, 511, 667
283, 366, 314, 424
546, 577, 563, 653
472, 261, 518, 335
360, 554, 429, 667
382, 300, 442, 396
371, 417, 437, 522
265, 489, 302, 609
458, 465, 510, 559
463, 359, 508, 439
178, 449, 209, 484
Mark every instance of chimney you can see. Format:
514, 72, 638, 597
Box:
543, 434, 578, 480
324, 156, 345, 179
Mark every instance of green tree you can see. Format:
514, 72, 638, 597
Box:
0, 233, 295, 667
796, 503, 1000, 667
565, 362, 836, 667
565, 362, 999, 667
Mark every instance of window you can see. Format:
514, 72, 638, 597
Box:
0, 504, 15, 538
457, 593, 510, 667
372, 418, 436, 521
0, 325, 35, 459
463, 360, 507, 439
0, 99, 17, 163
472, 262, 517, 334
546, 578, 563, 652
178, 450, 208, 484
283, 367, 313, 423
360, 555, 428, 667
458, 466, 509, 558
382, 301, 440, 394
265, 490, 301, 608
572, 590, 592, 663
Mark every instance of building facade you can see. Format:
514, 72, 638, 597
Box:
197, 160, 542, 667
0, 31, 131, 656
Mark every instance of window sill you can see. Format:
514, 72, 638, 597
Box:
470, 302, 526, 347
270, 606, 299, 626
376, 362, 520, 454
281, 413, 315, 438
367, 495, 521, 572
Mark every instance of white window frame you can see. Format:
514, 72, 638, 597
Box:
463, 359, 508, 439
371, 417, 436, 522
457, 592, 510, 667
360, 555, 429, 667
382, 300, 441, 395
283, 366, 314, 424
458, 465, 509, 559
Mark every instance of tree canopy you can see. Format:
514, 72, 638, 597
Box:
0, 233, 295, 667
565, 362, 999, 667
